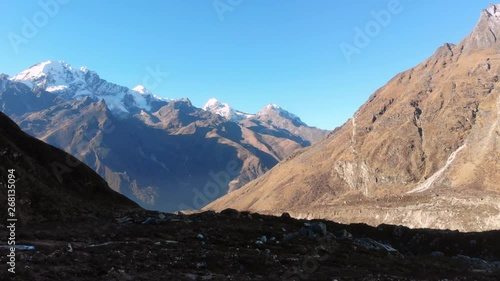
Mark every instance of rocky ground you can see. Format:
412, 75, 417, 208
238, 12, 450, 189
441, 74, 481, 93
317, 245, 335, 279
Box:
0, 209, 499, 281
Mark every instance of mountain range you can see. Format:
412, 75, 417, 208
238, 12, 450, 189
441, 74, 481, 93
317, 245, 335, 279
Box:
206, 4, 500, 232
0, 61, 328, 211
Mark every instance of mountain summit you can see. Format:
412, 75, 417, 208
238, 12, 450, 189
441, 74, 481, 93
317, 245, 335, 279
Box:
461, 4, 500, 51
202, 98, 254, 122
10, 60, 169, 115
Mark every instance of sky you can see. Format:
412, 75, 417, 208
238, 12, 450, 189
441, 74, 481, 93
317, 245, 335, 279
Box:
0, 0, 495, 130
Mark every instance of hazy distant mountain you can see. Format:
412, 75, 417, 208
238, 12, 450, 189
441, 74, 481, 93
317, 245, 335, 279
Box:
206, 4, 500, 232
0, 62, 328, 211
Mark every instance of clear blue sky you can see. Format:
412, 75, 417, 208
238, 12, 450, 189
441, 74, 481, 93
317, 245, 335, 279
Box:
0, 0, 494, 130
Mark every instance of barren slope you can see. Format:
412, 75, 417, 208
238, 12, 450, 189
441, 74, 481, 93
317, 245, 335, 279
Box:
206, 5, 500, 231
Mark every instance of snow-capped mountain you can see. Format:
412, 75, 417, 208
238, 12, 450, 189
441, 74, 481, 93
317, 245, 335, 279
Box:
256, 103, 306, 126
10, 60, 170, 115
202, 98, 307, 126
1, 60, 329, 212
203, 98, 327, 145
202, 98, 254, 122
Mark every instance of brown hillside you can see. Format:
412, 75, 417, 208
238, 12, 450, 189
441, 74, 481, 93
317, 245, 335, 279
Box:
206, 5, 500, 232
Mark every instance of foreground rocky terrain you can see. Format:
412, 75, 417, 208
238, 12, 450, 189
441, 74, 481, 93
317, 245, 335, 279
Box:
1, 210, 500, 281
207, 4, 500, 232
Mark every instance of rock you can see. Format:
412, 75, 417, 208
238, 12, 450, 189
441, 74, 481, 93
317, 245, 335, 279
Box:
116, 216, 133, 224
259, 236, 267, 243
393, 225, 404, 237
197, 234, 205, 240
311, 222, 327, 236
281, 212, 291, 219
141, 217, 160, 225
154, 242, 161, 246
298, 227, 315, 238
194, 211, 218, 221
220, 208, 240, 218
283, 233, 299, 242
1, 245, 36, 251
334, 229, 353, 240
196, 262, 207, 269
354, 238, 397, 253
431, 251, 444, 257
241, 211, 252, 219
255, 240, 264, 245
67, 243, 73, 253
452, 255, 490, 269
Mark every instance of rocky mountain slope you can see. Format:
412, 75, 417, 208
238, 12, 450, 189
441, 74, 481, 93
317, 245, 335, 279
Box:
206, 4, 500, 232
0, 63, 328, 211
0, 112, 139, 223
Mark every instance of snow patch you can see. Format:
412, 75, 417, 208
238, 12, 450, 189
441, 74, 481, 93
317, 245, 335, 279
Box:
408, 144, 467, 194
46, 85, 68, 92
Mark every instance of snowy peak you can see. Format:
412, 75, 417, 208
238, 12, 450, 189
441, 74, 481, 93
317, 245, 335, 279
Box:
11, 60, 80, 90
203, 98, 223, 109
202, 99, 306, 126
132, 85, 152, 95
202, 98, 254, 122
9, 61, 175, 116
257, 103, 304, 125
202, 98, 230, 115
264, 104, 282, 110
461, 4, 500, 51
